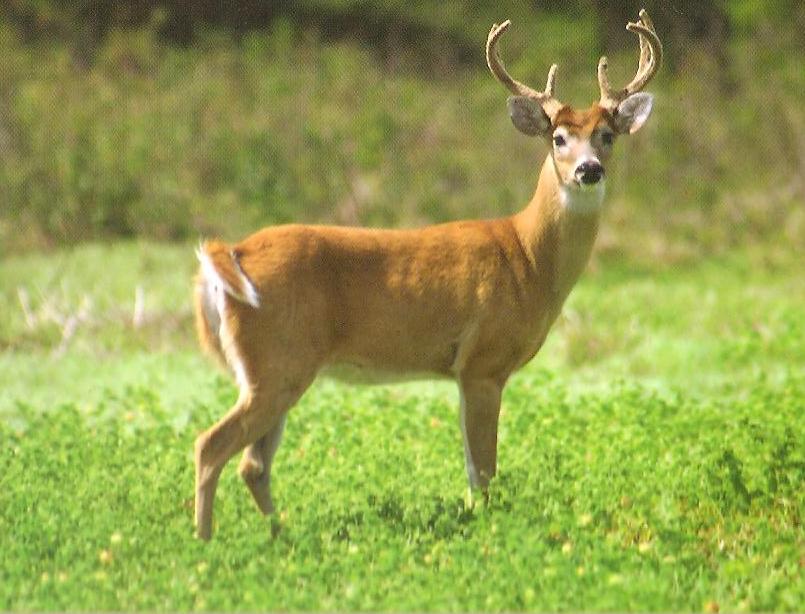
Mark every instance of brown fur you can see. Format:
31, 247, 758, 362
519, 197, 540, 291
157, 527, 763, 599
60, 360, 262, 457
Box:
190, 150, 605, 539
553, 105, 614, 132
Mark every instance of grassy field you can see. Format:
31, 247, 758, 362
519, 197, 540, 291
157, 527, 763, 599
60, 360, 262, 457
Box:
0, 242, 802, 611
2, 2, 803, 610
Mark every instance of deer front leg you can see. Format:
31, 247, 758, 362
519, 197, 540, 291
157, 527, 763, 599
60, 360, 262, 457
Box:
458, 377, 503, 491
237, 414, 287, 515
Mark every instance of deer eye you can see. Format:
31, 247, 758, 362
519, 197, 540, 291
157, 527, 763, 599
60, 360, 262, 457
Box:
601, 132, 613, 145
553, 134, 566, 147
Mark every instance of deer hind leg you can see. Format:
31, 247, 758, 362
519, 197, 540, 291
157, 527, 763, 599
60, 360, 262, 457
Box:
237, 413, 287, 515
458, 377, 503, 491
194, 371, 313, 541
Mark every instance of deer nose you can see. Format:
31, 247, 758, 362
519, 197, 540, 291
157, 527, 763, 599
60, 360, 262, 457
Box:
576, 160, 604, 185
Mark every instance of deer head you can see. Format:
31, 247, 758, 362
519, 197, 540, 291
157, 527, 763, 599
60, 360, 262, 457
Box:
487, 9, 662, 190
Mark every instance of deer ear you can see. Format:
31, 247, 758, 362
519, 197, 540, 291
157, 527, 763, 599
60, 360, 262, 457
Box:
614, 92, 654, 134
507, 96, 552, 136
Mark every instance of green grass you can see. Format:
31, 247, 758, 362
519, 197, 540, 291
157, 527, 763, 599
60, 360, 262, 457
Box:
0, 243, 803, 611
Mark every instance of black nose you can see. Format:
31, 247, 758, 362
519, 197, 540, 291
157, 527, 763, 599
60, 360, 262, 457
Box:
576, 161, 604, 185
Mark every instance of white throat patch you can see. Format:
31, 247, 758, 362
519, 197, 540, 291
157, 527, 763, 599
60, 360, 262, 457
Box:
558, 181, 606, 215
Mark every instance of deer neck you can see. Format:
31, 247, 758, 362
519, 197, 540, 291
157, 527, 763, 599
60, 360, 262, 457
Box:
512, 155, 603, 303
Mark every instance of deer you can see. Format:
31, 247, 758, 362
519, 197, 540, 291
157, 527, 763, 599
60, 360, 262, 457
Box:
192, 10, 662, 539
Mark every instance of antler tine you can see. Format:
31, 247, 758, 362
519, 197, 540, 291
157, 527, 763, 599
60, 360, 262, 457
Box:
486, 20, 564, 120
544, 63, 558, 97
598, 8, 663, 111
597, 55, 613, 103
634, 10, 652, 78
624, 10, 663, 92
487, 21, 541, 99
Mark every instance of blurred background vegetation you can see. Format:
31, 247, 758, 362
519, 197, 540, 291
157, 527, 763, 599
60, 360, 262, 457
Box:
0, 0, 803, 265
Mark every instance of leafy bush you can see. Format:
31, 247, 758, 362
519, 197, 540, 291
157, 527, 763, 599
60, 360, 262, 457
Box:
0, 5, 803, 264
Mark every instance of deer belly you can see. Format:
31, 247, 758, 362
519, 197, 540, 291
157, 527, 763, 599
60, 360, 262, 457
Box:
320, 362, 451, 385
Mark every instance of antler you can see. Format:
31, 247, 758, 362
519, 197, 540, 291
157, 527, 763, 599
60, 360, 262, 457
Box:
486, 20, 564, 121
598, 9, 663, 111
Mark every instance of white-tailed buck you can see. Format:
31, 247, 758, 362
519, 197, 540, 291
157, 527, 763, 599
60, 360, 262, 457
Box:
193, 10, 662, 539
